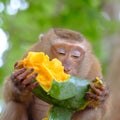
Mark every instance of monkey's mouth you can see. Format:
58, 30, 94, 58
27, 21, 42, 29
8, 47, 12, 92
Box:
64, 70, 70, 74
64, 70, 75, 76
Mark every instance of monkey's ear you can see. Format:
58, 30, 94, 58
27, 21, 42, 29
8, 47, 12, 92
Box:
39, 34, 44, 41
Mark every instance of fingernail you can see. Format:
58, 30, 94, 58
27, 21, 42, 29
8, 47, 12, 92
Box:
30, 68, 34, 72
34, 73, 38, 76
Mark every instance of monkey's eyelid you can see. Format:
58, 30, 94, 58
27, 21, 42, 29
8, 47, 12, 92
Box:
71, 53, 81, 56
56, 48, 66, 54
71, 50, 81, 56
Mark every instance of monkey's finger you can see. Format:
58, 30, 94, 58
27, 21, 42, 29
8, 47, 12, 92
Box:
14, 61, 19, 68
11, 68, 26, 80
22, 73, 38, 85
99, 86, 110, 104
85, 92, 99, 101
89, 84, 102, 96
85, 92, 92, 100
26, 82, 39, 90
98, 91, 109, 104
102, 87, 110, 98
94, 84, 105, 91
16, 68, 34, 82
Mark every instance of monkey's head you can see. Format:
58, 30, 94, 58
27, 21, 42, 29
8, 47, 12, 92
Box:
28, 28, 94, 78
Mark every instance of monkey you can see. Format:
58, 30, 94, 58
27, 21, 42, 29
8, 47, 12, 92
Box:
0, 28, 109, 120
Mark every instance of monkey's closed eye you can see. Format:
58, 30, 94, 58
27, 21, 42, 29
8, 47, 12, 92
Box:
56, 48, 66, 55
71, 55, 80, 59
58, 52, 66, 55
71, 50, 81, 59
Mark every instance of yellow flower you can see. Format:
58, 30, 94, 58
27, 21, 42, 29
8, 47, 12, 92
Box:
19, 52, 70, 91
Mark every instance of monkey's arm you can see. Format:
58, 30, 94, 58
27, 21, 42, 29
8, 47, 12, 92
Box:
84, 55, 110, 107
1, 63, 39, 120
1, 76, 32, 120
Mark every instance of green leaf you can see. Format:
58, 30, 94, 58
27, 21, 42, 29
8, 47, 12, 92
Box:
48, 78, 76, 100
32, 77, 103, 119
32, 76, 91, 110
48, 76, 91, 101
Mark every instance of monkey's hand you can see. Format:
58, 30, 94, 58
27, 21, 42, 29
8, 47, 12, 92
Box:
4, 61, 39, 105
11, 62, 38, 91
11, 68, 39, 91
11, 62, 39, 92
85, 80, 109, 108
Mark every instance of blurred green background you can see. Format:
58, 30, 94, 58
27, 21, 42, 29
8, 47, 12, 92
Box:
0, 0, 120, 114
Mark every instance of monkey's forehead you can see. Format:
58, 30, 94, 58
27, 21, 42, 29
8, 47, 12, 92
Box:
52, 28, 84, 41
51, 39, 87, 50
41, 28, 85, 42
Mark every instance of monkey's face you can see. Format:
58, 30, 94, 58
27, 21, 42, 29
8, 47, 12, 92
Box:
51, 40, 85, 76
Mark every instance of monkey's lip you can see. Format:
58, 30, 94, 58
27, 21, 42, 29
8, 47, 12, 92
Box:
64, 71, 70, 74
